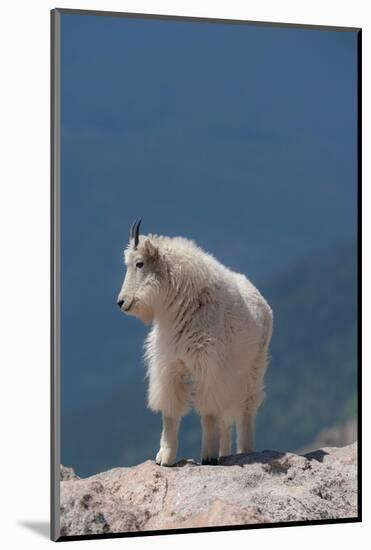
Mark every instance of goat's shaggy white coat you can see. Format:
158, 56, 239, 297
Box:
118, 233, 273, 466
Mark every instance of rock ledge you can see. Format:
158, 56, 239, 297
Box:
60, 443, 357, 536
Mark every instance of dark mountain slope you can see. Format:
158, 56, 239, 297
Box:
257, 241, 357, 451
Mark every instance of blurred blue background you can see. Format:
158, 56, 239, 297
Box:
60, 13, 358, 476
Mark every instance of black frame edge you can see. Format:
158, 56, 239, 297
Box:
356, 28, 362, 523
54, 7, 361, 33
50, 8, 55, 541
51, 7, 61, 543
55, 517, 360, 543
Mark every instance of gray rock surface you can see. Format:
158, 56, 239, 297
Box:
60, 443, 357, 536
60, 465, 79, 482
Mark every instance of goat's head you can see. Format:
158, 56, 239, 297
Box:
117, 218, 161, 324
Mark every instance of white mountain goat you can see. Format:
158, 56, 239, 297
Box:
117, 218, 273, 466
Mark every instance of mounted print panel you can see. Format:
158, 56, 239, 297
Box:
51, 8, 361, 542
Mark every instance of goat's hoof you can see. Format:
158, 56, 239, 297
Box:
155, 447, 176, 466
201, 457, 219, 465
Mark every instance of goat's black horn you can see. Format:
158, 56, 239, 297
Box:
134, 217, 142, 248
129, 220, 135, 241
129, 217, 142, 249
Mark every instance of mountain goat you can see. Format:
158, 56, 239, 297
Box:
117, 219, 273, 466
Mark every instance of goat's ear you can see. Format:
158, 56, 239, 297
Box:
143, 238, 159, 260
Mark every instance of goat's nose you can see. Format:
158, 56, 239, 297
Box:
117, 299, 124, 309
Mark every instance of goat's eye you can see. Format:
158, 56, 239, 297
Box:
136, 261, 144, 269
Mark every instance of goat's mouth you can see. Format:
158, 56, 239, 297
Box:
123, 299, 135, 312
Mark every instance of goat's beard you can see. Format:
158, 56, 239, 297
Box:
130, 299, 154, 325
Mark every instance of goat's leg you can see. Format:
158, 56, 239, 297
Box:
219, 418, 232, 457
201, 414, 219, 464
156, 415, 180, 466
236, 363, 266, 454
236, 408, 255, 454
149, 360, 189, 466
